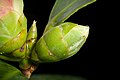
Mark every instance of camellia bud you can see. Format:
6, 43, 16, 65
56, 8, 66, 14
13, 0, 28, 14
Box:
19, 21, 37, 69
31, 22, 89, 62
26, 21, 37, 57
0, 0, 27, 59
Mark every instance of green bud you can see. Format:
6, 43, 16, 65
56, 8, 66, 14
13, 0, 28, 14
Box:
0, 0, 27, 59
19, 21, 37, 70
26, 21, 37, 57
31, 22, 89, 62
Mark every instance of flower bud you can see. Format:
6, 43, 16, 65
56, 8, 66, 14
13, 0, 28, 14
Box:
26, 20, 37, 57
31, 22, 89, 62
19, 21, 37, 70
0, 0, 27, 59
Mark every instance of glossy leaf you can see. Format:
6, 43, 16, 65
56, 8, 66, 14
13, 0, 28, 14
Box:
0, 60, 28, 80
44, 0, 96, 32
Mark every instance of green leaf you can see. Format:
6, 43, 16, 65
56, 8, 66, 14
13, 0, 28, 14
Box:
30, 74, 87, 80
44, 0, 96, 32
0, 60, 28, 80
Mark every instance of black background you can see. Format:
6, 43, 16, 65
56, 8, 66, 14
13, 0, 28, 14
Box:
23, 0, 98, 80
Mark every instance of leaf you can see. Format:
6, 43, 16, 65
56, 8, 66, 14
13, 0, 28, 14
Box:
30, 74, 87, 80
44, 0, 96, 32
0, 60, 28, 80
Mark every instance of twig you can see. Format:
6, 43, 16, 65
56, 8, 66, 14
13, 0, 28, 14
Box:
22, 65, 38, 79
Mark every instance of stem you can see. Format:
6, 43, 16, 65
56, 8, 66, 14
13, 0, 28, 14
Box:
22, 64, 38, 79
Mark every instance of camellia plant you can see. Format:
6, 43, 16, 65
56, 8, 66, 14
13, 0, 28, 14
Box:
0, 0, 96, 80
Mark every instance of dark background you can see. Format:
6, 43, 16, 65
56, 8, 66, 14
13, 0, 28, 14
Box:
6, 0, 97, 80
23, 0, 97, 80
